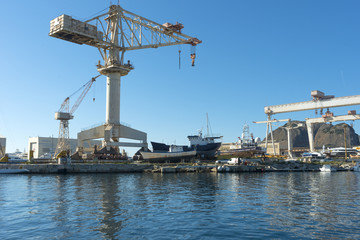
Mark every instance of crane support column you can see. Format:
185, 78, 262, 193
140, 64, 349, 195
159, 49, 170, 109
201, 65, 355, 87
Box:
106, 72, 121, 125
287, 126, 293, 158
305, 114, 360, 152
254, 118, 290, 156
306, 122, 315, 152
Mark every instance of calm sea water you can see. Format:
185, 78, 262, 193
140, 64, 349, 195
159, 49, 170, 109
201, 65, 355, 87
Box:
1, 172, 360, 239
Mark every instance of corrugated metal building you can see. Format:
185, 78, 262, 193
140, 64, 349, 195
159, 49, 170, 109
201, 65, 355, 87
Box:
28, 137, 101, 159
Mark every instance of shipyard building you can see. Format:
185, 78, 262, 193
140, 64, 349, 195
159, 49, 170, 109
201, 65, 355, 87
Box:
28, 137, 101, 159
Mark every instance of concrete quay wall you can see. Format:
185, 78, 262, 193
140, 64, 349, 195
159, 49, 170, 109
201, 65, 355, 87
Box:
0, 162, 352, 174
0, 163, 153, 174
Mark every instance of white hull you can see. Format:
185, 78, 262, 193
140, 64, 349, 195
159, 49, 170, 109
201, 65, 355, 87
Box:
0, 169, 29, 174
320, 164, 336, 172
353, 163, 360, 172
8, 159, 28, 163
329, 147, 359, 157
140, 150, 196, 160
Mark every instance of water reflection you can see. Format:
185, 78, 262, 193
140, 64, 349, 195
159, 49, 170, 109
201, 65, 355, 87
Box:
264, 172, 360, 239
97, 174, 122, 239
1, 172, 360, 239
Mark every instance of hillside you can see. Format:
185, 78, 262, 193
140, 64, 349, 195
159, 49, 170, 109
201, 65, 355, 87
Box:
266, 121, 359, 148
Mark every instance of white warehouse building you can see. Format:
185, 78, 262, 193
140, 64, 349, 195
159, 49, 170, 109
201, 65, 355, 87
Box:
28, 136, 101, 159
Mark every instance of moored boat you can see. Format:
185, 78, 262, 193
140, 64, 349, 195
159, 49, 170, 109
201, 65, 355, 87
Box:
140, 145, 196, 160
320, 164, 336, 172
328, 147, 359, 157
188, 130, 222, 158
150, 114, 222, 159
221, 123, 264, 157
0, 154, 28, 163
302, 152, 326, 161
151, 131, 222, 159
7, 156, 28, 163
353, 163, 360, 172
139, 150, 196, 160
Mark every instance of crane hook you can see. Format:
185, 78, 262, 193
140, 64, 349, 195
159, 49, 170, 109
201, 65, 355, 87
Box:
190, 53, 196, 67
190, 45, 196, 67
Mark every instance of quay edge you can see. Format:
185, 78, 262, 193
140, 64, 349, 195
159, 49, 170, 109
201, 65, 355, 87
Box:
0, 163, 154, 174
0, 162, 355, 174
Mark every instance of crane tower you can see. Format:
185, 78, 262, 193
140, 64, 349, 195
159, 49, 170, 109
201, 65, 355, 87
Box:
49, 4, 201, 151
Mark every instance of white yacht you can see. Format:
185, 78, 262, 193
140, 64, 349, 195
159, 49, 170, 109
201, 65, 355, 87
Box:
329, 147, 359, 157
1, 154, 27, 163
302, 152, 325, 160
7, 154, 28, 163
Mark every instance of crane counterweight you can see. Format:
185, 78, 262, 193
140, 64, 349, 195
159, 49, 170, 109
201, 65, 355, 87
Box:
54, 112, 73, 121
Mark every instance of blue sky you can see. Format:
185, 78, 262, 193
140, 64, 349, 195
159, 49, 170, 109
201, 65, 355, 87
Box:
1, 0, 360, 154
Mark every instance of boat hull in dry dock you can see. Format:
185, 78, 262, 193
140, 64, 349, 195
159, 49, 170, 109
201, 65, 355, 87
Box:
140, 150, 196, 160
151, 141, 222, 159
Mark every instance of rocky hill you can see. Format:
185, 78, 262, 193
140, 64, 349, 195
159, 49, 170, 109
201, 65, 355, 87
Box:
266, 121, 359, 148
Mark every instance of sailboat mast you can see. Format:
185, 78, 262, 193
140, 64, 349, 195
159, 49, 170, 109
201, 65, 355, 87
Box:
206, 113, 209, 137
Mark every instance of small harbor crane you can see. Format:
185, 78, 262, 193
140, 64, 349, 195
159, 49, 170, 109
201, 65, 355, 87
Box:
54, 75, 100, 159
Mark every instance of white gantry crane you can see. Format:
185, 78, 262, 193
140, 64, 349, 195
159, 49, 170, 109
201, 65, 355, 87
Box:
54, 76, 99, 159
253, 118, 290, 156
263, 90, 360, 153
305, 112, 360, 152
49, 4, 202, 152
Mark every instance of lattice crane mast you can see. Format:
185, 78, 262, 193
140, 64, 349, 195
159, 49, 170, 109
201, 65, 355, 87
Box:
54, 75, 100, 158
49, 4, 202, 151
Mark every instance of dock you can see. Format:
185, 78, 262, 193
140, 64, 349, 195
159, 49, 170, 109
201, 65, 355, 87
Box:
0, 163, 153, 174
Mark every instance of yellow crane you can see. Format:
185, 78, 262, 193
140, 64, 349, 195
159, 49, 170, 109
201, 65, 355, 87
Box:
54, 75, 100, 159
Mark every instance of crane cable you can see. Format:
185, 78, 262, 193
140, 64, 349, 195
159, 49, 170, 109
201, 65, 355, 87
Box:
59, 74, 101, 112
92, 80, 96, 102
178, 50, 181, 69
67, 75, 101, 99
190, 45, 196, 67
69, 75, 101, 114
